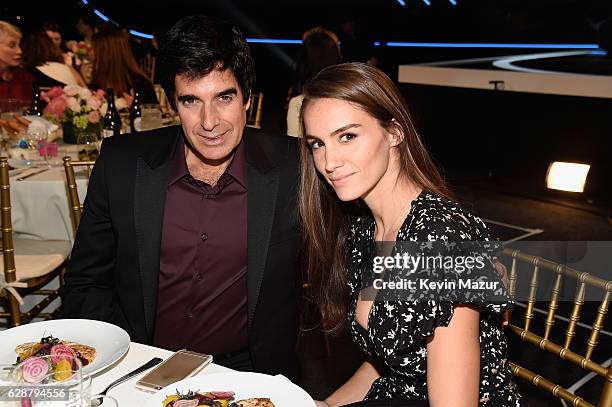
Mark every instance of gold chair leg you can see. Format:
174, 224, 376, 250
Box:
7, 292, 22, 327
598, 370, 612, 407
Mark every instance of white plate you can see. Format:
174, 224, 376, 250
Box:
144, 372, 315, 407
0, 319, 130, 375
7, 158, 33, 169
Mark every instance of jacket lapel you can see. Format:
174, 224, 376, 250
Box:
134, 127, 180, 339
245, 130, 280, 329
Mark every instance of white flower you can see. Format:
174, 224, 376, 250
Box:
66, 96, 81, 113
77, 87, 92, 100
63, 85, 81, 97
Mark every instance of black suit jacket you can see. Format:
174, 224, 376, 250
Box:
61, 125, 301, 379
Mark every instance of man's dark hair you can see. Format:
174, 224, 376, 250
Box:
158, 15, 255, 109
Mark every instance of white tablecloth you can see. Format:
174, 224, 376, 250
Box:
9, 165, 88, 242
91, 342, 233, 406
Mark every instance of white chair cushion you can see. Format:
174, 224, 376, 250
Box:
1, 239, 71, 281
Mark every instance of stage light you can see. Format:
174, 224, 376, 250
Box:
93, 9, 109, 22
246, 38, 302, 44
546, 162, 591, 193
129, 30, 154, 39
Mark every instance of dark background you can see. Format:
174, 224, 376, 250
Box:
3, 0, 611, 208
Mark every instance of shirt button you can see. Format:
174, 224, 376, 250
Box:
201, 233, 208, 241
186, 313, 193, 319
195, 274, 202, 281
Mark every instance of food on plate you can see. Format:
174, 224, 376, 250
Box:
15, 335, 96, 367
15, 115, 31, 127
234, 399, 275, 407
162, 390, 275, 407
0, 115, 29, 134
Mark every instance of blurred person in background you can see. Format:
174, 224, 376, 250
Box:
0, 20, 33, 101
23, 32, 86, 87
89, 28, 157, 106
43, 21, 73, 66
43, 21, 63, 50
75, 15, 96, 45
286, 26, 342, 137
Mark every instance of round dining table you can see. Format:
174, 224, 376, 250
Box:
9, 164, 88, 243
91, 342, 233, 406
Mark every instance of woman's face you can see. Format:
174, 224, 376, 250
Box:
0, 34, 22, 69
303, 97, 401, 202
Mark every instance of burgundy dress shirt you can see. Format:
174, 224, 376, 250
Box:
153, 137, 248, 354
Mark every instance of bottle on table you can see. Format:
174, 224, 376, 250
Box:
29, 83, 42, 116
130, 91, 142, 132
102, 88, 121, 138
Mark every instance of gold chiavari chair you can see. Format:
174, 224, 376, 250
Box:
140, 54, 156, 82
153, 84, 173, 117
0, 158, 71, 327
63, 157, 95, 234
503, 247, 612, 407
246, 92, 264, 130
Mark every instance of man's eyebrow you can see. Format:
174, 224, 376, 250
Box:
176, 88, 238, 102
216, 87, 238, 98
176, 94, 199, 102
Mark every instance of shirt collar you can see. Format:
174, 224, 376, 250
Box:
169, 136, 247, 189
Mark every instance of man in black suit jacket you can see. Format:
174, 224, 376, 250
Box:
61, 16, 300, 379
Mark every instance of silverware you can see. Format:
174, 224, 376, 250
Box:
90, 357, 163, 406
15, 168, 49, 181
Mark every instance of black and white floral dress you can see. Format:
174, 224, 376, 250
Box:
346, 190, 524, 406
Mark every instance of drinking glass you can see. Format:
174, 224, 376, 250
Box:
0, 364, 19, 407
140, 103, 163, 131
11, 354, 91, 406
119, 111, 131, 134
76, 132, 101, 161
27, 128, 50, 166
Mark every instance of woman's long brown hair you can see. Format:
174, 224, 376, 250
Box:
299, 62, 454, 334
90, 29, 150, 95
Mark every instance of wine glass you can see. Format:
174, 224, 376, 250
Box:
0, 364, 19, 406
11, 354, 91, 406
76, 132, 100, 161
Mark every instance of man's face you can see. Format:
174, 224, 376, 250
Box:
46, 30, 62, 48
174, 69, 250, 166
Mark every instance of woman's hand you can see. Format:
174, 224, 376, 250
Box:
493, 260, 512, 326
122, 89, 135, 108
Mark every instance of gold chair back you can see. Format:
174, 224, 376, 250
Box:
0, 158, 65, 327
154, 84, 173, 117
140, 54, 156, 82
246, 92, 264, 129
63, 157, 95, 234
503, 247, 612, 407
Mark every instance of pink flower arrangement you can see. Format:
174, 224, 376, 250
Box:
42, 85, 106, 129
